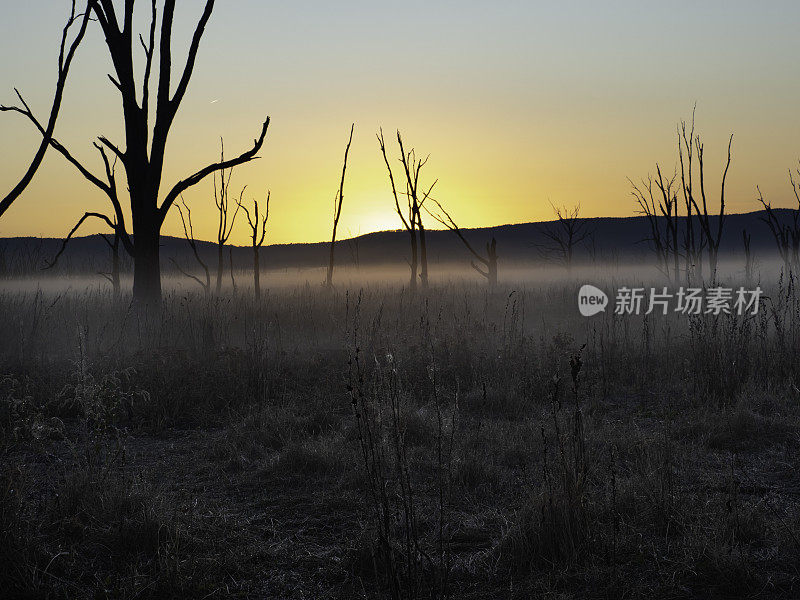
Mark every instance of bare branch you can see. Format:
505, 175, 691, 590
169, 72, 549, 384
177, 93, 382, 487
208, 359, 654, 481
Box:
43, 211, 117, 270
378, 128, 410, 231
140, 0, 157, 118
159, 117, 270, 224
174, 198, 211, 292
0, 1, 92, 217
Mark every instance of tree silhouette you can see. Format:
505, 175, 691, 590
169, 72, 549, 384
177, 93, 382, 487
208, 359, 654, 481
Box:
41, 143, 130, 298
0, 1, 91, 217
13, 1, 270, 306
742, 228, 754, 283
237, 191, 270, 299
172, 198, 211, 294
378, 129, 435, 292
680, 119, 732, 282
213, 140, 242, 295
630, 166, 680, 282
535, 203, 592, 273
326, 124, 354, 288
756, 167, 800, 274
426, 199, 498, 287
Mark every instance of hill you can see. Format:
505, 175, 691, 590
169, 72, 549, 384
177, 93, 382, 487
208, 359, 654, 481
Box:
0, 209, 793, 277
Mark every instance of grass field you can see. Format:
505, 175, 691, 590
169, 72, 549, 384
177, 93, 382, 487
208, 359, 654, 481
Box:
2, 265, 800, 599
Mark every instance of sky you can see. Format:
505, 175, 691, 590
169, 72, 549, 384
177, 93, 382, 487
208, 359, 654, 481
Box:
1, 1, 800, 245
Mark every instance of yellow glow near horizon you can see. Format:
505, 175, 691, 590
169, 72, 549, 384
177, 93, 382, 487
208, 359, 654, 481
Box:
2, 2, 800, 246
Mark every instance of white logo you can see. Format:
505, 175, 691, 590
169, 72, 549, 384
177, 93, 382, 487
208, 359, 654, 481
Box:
578, 284, 608, 317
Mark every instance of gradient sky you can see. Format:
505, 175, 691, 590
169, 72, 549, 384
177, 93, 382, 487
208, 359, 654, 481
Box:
2, 1, 800, 245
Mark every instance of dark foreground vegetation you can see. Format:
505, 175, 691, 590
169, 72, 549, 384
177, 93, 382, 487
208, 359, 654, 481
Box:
3, 272, 800, 599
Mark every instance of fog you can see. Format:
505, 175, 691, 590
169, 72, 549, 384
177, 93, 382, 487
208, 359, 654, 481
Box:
0, 253, 782, 300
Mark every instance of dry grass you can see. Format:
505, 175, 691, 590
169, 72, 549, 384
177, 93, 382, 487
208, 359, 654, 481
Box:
1, 271, 800, 598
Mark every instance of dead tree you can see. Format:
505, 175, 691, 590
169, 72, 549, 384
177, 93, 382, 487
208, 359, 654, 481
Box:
690, 132, 733, 280
347, 231, 361, 270
213, 140, 242, 294
535, 203, 592, 273
41, 142, 131, 298
45, 211, 122, 298
676, 110, 732, 282
98, 228, 122, 299
378, 129, 436, 292
631, 177, 667, 276
228, 247, 237, 292
677, 113, 701, 281
172, 199, 211, 294
427, 199, 498, 287
756, 173, 800, 273
326, 124, 355, 288
742, 229, 753, 282
417, 197, 429, 288
0, 1, 91, 217
630, 166, 680, 281
237, 191, 270, 299
9, 1, 270, 305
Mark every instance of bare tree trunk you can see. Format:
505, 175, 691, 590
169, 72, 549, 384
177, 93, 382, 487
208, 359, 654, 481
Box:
566, 241, 573, 275
59, 1, 269, 307
672, 216, 679, 283
326, 221, 339, 288
254, 246, 261, 299
486, 239, 498, 287
326, 124, 354, 288
237, 190, 269, 300
109, 232, 121, 300
743, 229, 753, 283
216, 243, 224, 294
418, 216, 429, 289
111, 251, 120, 299
409, 227, 419, 292
229, 247, 236, 292
133, 219, 162, 305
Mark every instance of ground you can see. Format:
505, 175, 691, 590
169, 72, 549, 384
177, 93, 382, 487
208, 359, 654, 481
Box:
2, 275, 800, 598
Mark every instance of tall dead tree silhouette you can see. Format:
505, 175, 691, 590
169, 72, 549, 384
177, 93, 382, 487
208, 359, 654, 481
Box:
535, 203, 592, 273
172, 198, 211, 294
687, 130, 733, 281
213, 140, 242, 295
631, 110, 730, 282
677, 113, 700, 281
13, 0, 269, 305
676, 110, 728, 282
237, 191, 270, 299
630, 166, 680, 282
427, 199, 499, 287
378, 129, 436, 292
0, 1, 91, 217
326, 124, 354, 288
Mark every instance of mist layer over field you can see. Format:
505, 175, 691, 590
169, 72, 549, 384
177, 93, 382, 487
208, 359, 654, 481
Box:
2, 254, 798, 598
0, 253, 779, 297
